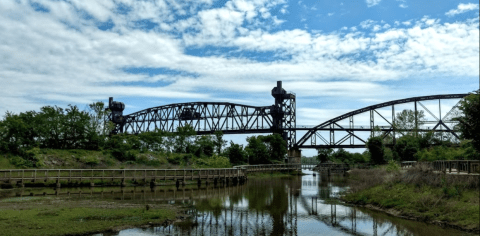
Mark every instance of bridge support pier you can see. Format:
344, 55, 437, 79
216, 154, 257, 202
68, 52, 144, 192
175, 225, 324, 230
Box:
56, 180, 61, 188
287, 148, 302, 164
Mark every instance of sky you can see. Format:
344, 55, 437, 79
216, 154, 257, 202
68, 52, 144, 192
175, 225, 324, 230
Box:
1, 0, 479, 156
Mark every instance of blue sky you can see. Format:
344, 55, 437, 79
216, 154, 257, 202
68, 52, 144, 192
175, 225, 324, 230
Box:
1, 0, 479, 156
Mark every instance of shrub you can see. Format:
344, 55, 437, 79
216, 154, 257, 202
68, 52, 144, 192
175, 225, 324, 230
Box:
83, 156, 99, 166
386, 160, 400, 172
193, 154, 231, 168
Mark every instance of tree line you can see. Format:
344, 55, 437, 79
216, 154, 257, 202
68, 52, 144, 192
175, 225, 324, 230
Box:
0, 102, 287, 167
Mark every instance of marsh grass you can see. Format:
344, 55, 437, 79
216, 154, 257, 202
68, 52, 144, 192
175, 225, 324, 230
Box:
0, 207, 176, 236
343, 163, 480, 231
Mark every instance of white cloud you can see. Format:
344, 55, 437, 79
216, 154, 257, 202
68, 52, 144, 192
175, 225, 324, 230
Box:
399, 4, 408, 8
366, 0, 382, 7
446, 3, 479, 17
0, 0, 478, 118
360, 19, 376, 29
328, 12, 335, 16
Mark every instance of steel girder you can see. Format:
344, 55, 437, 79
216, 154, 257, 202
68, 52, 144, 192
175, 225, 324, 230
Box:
106, 82, 297, 148
123, 102, 272, 133
107, 101, 297, 146
295, 94, 469, 149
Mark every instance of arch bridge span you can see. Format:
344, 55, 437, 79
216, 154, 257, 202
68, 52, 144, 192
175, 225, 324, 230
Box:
106, 81, 469, 150
294, 93, 468, 149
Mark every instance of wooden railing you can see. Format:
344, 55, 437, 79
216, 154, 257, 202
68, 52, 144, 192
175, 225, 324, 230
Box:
0, 168, 246, 186
433, 160, 480, 174
400, 161, 417, 168
234, 164, 302, 173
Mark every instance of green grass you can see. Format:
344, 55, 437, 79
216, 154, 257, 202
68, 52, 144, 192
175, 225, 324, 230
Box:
0, 207, 176, 236
342, 183, 480, 231
0, 156, 16, 169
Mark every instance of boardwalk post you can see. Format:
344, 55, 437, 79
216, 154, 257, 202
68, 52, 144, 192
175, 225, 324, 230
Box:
467, 161, 471, 174
449, 161, 452, 173
457, 161, 460, 174
121, 170, 126, 187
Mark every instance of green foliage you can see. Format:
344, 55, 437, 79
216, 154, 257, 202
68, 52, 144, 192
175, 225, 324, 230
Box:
0, 207, 175, 236
173, 125, 196, 153
454, 91, 480, 152
245, 136, 270, 164
245, 134, 286, 164
317, 148, 333, 163
366, 136, 385, 164
393, 135, 420, 161
213, 131, 227, 155
224, 141, 247, 165
385, 160, 400, 172
192, 154, 231, 168
83, 156, 100, 166
193, 135, 215, 157
394, 109, 426, 135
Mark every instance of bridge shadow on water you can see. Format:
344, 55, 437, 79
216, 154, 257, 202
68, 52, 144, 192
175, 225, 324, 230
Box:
0, 171, 474, 236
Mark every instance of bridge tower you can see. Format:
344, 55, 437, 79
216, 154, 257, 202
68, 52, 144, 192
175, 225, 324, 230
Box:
271, 81, 300, 163
106, 97, 126, 134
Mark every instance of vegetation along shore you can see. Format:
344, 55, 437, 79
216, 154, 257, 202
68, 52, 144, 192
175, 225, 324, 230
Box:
341, 163, 479, 233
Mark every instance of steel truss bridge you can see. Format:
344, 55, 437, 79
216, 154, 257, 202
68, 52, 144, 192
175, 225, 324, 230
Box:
106, 81, 469, 150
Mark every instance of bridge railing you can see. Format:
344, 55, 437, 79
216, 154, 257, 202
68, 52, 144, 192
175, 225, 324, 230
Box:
433, 160, 480, 174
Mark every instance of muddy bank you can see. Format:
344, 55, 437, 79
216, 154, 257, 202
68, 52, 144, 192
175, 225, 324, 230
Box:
340, 199, 480, 234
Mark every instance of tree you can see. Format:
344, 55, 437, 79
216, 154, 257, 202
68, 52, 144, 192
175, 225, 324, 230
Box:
316, 148, 333, 163
366, 136, 385, 164
454, 91, 480, 152
393, 135, 420, 161
330, 148, 353, 163
213, 131, 227, 155
193, 135, 215, 157
261, 134, 287, 162
394, 109, 426, 136
245, 136, 269, 164
224, 141, 247, 165
173, 124, 196, 153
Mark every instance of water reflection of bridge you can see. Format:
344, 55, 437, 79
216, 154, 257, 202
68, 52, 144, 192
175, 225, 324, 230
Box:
0, 173, 450, 236
150, 176, 418, 236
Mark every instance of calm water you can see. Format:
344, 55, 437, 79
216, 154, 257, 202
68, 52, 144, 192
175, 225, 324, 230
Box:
1, 170, 475, 236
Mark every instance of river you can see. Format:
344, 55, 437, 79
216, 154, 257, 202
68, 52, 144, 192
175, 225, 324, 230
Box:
1, 170, 475, 236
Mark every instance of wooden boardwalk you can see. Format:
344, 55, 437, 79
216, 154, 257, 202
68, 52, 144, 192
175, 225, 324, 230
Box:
0, 164, 307, 188
0, 168, 247, 187
401, 160, 480, 175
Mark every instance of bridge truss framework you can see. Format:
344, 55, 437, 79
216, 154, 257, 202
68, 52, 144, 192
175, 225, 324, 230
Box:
106, 82, 469, 150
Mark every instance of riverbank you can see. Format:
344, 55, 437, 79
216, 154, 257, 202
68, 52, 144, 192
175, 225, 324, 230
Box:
340, 164, 480, 233
0, 194, 187, 236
